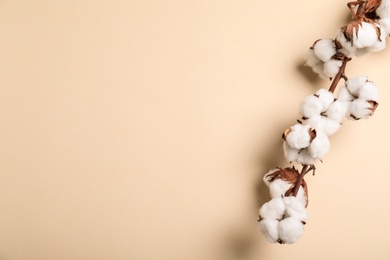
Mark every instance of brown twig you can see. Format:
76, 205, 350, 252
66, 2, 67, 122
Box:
328, 56, 351, 93
292, 165, 309, 197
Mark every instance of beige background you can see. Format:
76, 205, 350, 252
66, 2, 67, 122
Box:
1, 0, 390, 259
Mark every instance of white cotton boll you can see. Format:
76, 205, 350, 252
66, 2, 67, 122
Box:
337, 85, 355, 101
283, 196, 308, 221
326, 100, 350, 122
379, 18, 390, 35
349, 98, 376, 120
296, 148, 316, 165
313, 39, 337, 62
368, 26, 387, 53
299, 95, 323, 118
336, 30, 356, 57
278, 217, 305, 244
283, 142, 299, 163
305, 48, 322, 67
316, 88, 334, 109
377, 0, 390, 18
312, 63, 328, 79
346, 76, 368, 96
308, 130, 330, 159
259, 197, 286, 220
285, 124, 313, 150
323, 59, 342, 78
359, 81, 379, 102
303, 114, 341, 136
353, 22, 379, 49
258, 219, 279, 243
268, 179, 291, 199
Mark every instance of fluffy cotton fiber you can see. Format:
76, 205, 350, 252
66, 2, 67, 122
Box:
313, 39, 337, 62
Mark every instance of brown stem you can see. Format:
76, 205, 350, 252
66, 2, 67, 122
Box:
347, 0, 364, 20
355, 0, 366, 18
328, 56, 350, 93
292, 165, 309, 197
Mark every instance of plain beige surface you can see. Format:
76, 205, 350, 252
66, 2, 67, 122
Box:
1, 0, 390, 259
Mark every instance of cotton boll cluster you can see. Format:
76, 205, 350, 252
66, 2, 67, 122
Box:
259, 167, 308, 244
283, 89, 343, 165
258, 196, 307, 244
306, 39, 342, 79
336, 21, 387, 57
263, 167, 308, 206
340, 76, 380, 120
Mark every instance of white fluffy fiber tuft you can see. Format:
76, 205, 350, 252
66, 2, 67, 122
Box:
259, 197, 286, 220
305, 48, 322, 67
258, 219, 279, 243
295, 148, 316, 166
368, 25, 387, 52
377, 0, 390, 18
285, 124, 313, 149
324, 59, 342, 78
359, 81, 379, 102
299, 95, 323, 118
337, 85, 355, 101
311, 63, 328, 79
303, 114, 341, 136
349, 98, 376, 119
268, 179, 292, 199
283, 196, 308, 221
316, 89, 335, 108
278, 217, 305, 244
336, 29, 356, 57
307, 130, 330, 159
346, 76, 368, 96
353, 22, 380, 49
326, 99, 350, 122
283, 142, 300, 163
379, 18, 390, 34
313, 39, 337, 62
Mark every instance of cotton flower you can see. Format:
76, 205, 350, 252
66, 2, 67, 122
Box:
313, 39, 337, 62
283, 124, 315, 150
307, 130, 330, 159
326, 99, 350, 122
305, 42, 336, 79
263, 167, 308, 206
324, 59, 343, 78
305, 48, 322, 67
303, 114, 341, 136
278, 217, 305, 244
258, 219, 279, 243
346, 76, 369, 96
295, 148, 317, 166
283, 142, 300, 163
349, 99, 378, 120
359, 81, 380, 102
258, 193, 308, 244
342, 76, 380, 120
299, 95, 324, 119
283, 196, 308, 220
337, 22, 385, 57
337, 85, 355, 101
259, 197, 286, 220
379, 18, 390, 34
353, 22, 380, 49
368, 26, 387, 52
376, 0, 390, 18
